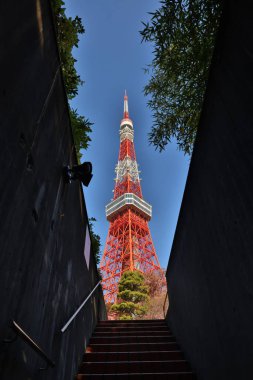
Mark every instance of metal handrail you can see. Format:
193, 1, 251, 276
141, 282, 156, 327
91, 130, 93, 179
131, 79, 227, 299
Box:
7, 320, 55, 369
61, 280, 101, 333
163, 291, 169, 318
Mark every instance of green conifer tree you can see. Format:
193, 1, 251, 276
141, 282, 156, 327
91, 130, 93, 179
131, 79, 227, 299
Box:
111, 271, 149, 320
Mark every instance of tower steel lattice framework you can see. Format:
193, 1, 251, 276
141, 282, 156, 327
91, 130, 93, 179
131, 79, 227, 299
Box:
100, 92, 161, 303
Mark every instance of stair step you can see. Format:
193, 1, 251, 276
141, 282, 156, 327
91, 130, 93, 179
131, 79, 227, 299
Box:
86, 342, 179, 353
90, 336, 176, 344
76, 372, 196, 379
83, 351, 185, 362
95, 326, 170, 333
97, 324, 168, 330
79, 360, 191, 374
97, 322, 167, 328
95, 326, 170, 331
98, 320, 165, 324
93, 331, 173, 337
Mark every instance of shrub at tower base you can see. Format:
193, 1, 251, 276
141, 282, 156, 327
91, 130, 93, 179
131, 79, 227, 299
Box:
111, 271, 150, 320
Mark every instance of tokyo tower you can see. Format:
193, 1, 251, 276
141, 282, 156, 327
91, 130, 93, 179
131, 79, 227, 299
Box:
100, 92, 161, 303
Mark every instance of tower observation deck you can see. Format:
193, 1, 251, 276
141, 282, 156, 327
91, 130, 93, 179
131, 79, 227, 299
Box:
100, 92, 161, 303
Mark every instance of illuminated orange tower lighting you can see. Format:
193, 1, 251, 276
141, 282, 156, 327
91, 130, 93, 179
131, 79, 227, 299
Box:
100, 92, 161, 303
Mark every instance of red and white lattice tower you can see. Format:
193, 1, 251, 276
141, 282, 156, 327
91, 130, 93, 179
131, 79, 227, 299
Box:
100, 92, 161, 303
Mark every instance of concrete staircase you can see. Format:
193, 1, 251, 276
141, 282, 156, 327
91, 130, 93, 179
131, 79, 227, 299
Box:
76, 319, 196, 379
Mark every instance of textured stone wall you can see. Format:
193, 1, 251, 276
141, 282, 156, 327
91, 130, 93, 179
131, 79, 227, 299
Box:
166, 1, 253, 379
0, 1, 106, 379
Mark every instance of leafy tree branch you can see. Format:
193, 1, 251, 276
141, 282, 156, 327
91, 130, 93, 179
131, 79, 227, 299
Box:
89, 218, 101, 266
51, 1, 101, 267
51, 0, 92, 161
140, 0, 222, 154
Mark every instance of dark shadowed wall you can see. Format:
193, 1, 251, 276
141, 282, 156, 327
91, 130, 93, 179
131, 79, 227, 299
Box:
0, 1, 106, 379
166, 1, 253, 379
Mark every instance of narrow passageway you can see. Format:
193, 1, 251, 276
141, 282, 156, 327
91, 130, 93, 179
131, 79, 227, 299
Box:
76, 319, 196, 379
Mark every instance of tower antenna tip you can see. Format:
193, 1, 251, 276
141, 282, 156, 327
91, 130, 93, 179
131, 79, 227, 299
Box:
123, 90, 129, 117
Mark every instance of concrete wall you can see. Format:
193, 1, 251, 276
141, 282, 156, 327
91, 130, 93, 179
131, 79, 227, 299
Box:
0, 1, 106, 379
166, 1, 253, 379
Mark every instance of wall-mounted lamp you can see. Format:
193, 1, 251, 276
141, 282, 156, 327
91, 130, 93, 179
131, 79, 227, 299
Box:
63, 162, 93, 187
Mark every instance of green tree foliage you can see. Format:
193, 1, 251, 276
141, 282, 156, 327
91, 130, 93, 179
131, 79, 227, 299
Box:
89, 218, 101, 266
111, 271, 150, 320
51, 0, 92, 160
51, 1, 101, 268
140, 0, 222, 154
51, 0, 84, 99
70, 109, 92, 162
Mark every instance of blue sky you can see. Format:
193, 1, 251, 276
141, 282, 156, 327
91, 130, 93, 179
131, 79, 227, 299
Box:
65, 0, 190, 269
